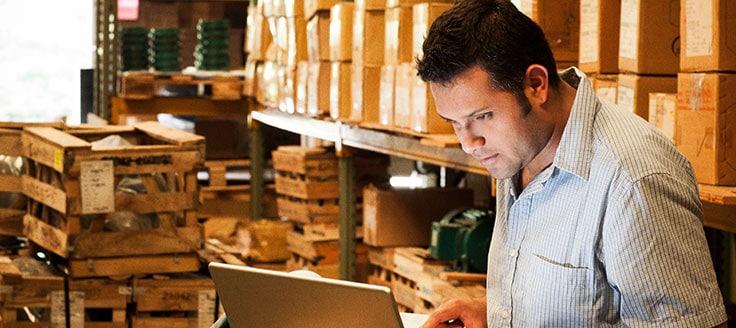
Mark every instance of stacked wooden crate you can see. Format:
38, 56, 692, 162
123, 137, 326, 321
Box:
0, 256, 129, 327
272, 146, 344, 278
20, 122, 205, 278
129, 273, 222, 328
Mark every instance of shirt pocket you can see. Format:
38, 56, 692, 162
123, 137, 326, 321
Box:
518, 254, 594, 325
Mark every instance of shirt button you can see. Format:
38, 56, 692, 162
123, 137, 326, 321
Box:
508, 249, 518, 257
501, 310, 510, 319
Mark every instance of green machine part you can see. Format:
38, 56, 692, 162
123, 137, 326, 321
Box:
429, 208, 494, 273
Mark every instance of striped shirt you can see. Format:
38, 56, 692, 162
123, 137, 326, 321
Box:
486, 68, 727, 327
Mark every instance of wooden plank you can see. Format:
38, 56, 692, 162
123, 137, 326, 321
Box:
274, 173, 339, 199
700, 184, 736, 206
286, 230, 339, 264
272, 146, 338, 177
133, 276, 214, 312
71, 226, 202, 259
23, 214, 69, 257
0, 209, 24, 236
134, 121, 206, 146
276, 197, 339, 224
0, 175, 22, 193
22, 175, 68, 214
68, 253, 201, 278
68, 190, 199, 215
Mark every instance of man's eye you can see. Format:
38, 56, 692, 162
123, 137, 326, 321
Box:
475, 112, 492, 120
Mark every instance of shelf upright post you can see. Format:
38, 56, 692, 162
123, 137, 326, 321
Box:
248, 112, 265, 220
94, 0, 118, 120
336, 140, 357, 281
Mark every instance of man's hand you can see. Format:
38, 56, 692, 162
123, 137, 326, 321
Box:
420, 297, 487, 328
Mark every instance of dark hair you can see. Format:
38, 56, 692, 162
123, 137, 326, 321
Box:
416, 0, 560, 101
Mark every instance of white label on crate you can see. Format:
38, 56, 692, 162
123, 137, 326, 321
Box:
80, 160, 115, 214
579, 0, 600, 64
685, 0, 713, 57
198, 290, 218, 328
619, 0, 640, 60
51, 290, 85, 328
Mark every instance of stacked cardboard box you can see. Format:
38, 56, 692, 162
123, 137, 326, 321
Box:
675, 0, 736, 186
350, 0, 386, 124
616, 0, 679, 119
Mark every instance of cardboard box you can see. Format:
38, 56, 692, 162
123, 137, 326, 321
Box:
379, 65, 396, 126
353, 8, 386, 67
592, 73, 618, 104
306, 11, 331, 62
412, 74, 452, 134
351, 65, 382, 123
356, 0, 385, 10
296, 60, 310, 114
285, 0, 305, 17
245, 6, 273, 61
680, 0, 736, 72
329, 2, 354, 61
287, 16, 308, 67
329, 61, 352, 120
578, 0, 620, 74
648, 93, 676, 142
363, 184, 474, 247
394, 63, 414, 129
307, 61, 331, 117
412, 3, 453, 63
617, 73, 676, 120
384, 5, 414, 65
518, 0, 580, 64
304, 0, 338, 20
618, 0, 680, 75
675, 73, 736, 185
279, 65, 297, 114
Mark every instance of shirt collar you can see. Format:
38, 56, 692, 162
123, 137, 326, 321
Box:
552, 67, 598, 181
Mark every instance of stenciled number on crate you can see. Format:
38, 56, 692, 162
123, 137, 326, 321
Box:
100, 154, 173, 167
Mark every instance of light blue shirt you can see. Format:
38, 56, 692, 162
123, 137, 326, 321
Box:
487, 68, 727, 327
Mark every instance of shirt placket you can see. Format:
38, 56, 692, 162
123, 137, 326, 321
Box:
497, 189, 531, 326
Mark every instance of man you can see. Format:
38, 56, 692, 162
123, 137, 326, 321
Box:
416, 0, 728, 327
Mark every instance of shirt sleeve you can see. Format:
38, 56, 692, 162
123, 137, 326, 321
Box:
602, 172, 727, 327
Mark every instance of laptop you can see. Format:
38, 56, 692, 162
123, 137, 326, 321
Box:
208, 262, 427, 328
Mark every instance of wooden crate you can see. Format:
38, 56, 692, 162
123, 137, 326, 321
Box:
274, 171, 339, 200
0, 262, 129, 328
130, 274, 221, 328
271, 146, 338, 177
276, 196, 339, 224
20, 122, 205, 269
118, 71, 244, 100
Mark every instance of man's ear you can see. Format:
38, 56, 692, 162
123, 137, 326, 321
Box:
525, 64, 549, 104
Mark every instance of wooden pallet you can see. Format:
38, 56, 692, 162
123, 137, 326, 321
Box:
271, 146, 338, 177
276, 196, 339, 224
130, 274, 221, 328
118, 71, 245, 100
274, 171, 339, 200
21, 122, 205, 263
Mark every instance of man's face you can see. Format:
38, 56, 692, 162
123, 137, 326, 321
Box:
430, 66, 553, 180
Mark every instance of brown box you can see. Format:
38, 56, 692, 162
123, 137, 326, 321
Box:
412, 73, 452, 134
245, 6, 273, 61
394, 63, 414, 129
617, 73, 676, 120
412, 3, 454, 63
351, 65, 382, 123
307, 11, 331, 62
330, 61, 352, 120
307, 61, 331, 117
675, 73, 736, 185
648, 93, 676, 142
356, 0, 386, 10
305, 0, 338, 20
287, 16, 308, 67
519, 0, 580, 64
617, 0, 680, 75
578, 0, 620, 74
329, 2, 354, 61
680, 0, 736, 72
353, 8, 386, 67
384, 5, 414, 65
285, 0, 305, 17
296, 61, 310, 114
362, 185, 474, 247
379, 65, 397, 126
278, 65, 297, 113
592, 73, 618, 104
